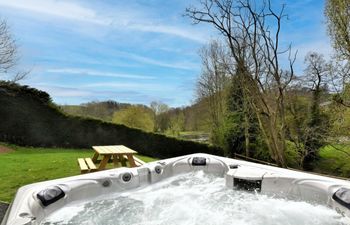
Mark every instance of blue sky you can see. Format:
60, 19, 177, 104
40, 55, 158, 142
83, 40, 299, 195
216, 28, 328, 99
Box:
0, 0, 332, 107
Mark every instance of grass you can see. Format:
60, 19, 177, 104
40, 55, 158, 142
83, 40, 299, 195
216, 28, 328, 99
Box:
179, 131, 209, 136
315, 144, 350, 177
1, 142, 349, 202
0, 144, 157, 203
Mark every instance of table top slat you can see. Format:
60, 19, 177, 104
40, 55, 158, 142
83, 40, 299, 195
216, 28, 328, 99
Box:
93, 145, 137, 155
102, 147, 109, 154
105, 146, 117, 154
118, 145, 137, 154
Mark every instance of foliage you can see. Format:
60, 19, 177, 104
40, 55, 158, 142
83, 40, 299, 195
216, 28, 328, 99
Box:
327, 103, 350, 137
325, 0, 350, 60
316, 144, 350, 177
61, 101, 132, 122
220, 111, 244, 156
196, 40, 229, 138
180, 100, 211, 132
0, 143, 157, 202
112, 106, 154, 132
0, 82, 224, 159
150, 101, 170, 132
165, 111, 185, 137
298, 53, 330, 170
284, 140, 303, 169
186, 0, 297, 167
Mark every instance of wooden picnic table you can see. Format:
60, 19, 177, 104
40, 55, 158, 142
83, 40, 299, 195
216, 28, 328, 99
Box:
92, 145, 138, 170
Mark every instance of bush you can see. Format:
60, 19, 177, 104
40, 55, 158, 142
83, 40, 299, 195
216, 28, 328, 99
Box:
0, 82, 223, 158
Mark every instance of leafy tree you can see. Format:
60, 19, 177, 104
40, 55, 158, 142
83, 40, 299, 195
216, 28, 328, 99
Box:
61, 101, 132, 121
112, 106, 154, 132
327, 83, 350, 138
165, 111, 185, 137
224, 73, 262, 158
150, 101, 170, 132
285, 52, 330, 170
325, 0, 350, 60
222, 77, 245, 157
325, 0, 350, 107
304, 53, 330, 162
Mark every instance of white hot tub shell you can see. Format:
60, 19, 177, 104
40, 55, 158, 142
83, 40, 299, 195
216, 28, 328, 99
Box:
2, 153, 350, 225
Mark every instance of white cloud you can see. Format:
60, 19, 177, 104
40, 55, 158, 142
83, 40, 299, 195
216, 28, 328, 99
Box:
47, 68, 155, 80
119, 51, 199, 70
0, 0, 207, 43
83, 82, 173, 91
33, 84, 93, 97
129, 23, 206, 43
32, 84, 178, 106
0, 0, 111, 25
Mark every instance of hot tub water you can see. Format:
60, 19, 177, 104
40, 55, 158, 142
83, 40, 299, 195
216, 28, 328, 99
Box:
41, 171, 349, 225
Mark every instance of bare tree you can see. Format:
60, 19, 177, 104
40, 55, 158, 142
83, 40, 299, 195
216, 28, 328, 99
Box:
186, 0, 296, 167
0, 18, 28, 82
196, 40, 230, 140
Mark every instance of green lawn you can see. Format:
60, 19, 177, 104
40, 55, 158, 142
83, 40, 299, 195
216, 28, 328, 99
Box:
316, 144, 350, 177
0, 144, 157, 203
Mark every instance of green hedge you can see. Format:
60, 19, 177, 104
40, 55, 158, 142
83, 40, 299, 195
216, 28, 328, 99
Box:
0, 82, 223, 158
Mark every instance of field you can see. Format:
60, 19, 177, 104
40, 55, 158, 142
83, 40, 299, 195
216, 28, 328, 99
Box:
0, 144, 157, 202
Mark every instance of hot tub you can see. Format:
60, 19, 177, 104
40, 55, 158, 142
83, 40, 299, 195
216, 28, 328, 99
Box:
2, 153, 350, 225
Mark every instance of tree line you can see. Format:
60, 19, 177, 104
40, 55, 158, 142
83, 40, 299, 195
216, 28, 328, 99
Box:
186, 0, 350, 169
61, 100, 209, 137
1, 0, 350, 171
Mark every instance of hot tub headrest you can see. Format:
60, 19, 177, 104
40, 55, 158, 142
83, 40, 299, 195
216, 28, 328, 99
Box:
192, 157, 206, 166
333, 187, 350, 209
37, 186, 65, 207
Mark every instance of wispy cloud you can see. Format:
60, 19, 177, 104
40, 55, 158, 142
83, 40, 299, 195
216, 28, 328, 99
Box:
129, 23, 206, 43
33, 84, 93, 97
47, 68, 155, 80
118, 51, 199, 70
83, 82, 173, 91
0, 0, 206, 43
30, 84, 176, 105
0, 0, 111, 25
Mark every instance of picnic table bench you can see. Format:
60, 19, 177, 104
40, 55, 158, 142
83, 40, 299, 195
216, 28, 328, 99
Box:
77, 158, 97, 174
77, 145, 145, 174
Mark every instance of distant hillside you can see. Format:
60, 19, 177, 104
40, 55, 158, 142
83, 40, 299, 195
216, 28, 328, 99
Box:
0, 81, 223, 158
60, 101, 134, 122
61, 98, 212, 134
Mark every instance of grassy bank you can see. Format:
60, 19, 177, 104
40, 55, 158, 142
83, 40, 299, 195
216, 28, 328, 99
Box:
315, 144, 350, 177
0, 144, 157, 202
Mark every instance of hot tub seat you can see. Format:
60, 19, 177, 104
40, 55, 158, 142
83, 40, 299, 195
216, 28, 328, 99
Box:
2, 153, 350, 225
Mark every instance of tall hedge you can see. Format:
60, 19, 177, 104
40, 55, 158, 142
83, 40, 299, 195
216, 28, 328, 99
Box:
0, 82, 223, 158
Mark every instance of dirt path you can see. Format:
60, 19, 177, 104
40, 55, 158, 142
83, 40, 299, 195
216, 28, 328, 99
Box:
0, 145, 13, 154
